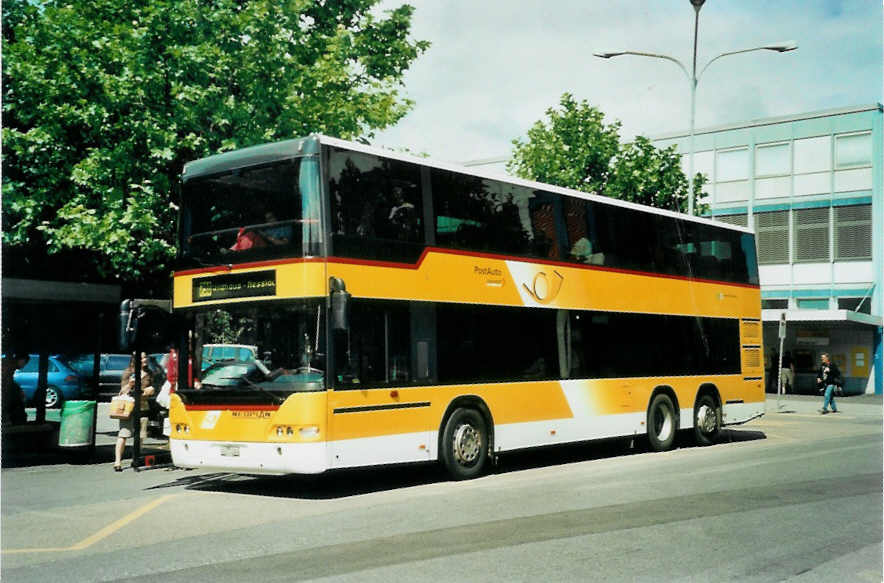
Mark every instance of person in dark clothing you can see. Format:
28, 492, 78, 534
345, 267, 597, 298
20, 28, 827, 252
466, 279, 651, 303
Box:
816, 353, 842, 414
767, 349, 779, 393
1, 353, 29, 426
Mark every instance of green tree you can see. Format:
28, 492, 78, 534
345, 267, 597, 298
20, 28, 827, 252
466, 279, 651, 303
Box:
2, 0, 429, 284
508, 93, 708, 215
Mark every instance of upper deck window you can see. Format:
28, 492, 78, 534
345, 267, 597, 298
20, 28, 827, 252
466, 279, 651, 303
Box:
432, 168, 551, 258
180, 156, 322, 266
328, 148, 425, 263
323, 145, 757, 285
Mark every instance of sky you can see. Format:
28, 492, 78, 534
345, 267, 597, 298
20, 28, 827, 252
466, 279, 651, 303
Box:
371, 0, 883, 166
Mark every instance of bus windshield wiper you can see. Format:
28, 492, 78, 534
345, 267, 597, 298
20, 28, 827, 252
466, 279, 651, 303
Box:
236, 375, 283, 404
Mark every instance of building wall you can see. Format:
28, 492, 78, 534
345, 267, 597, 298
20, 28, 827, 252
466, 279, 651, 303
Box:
653, 104, 883, 394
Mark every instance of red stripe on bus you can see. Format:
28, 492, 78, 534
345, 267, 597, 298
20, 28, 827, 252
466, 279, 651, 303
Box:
174, 257, 323, 277
184, 404, 281, 411
174, 248, 760, 290
327, 247, 761, 290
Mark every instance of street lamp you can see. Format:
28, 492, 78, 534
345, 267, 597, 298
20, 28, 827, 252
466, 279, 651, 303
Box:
595, 0, 796, 215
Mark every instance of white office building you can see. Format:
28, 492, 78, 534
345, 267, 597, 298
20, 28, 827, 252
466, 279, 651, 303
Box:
652, 104, 882, 395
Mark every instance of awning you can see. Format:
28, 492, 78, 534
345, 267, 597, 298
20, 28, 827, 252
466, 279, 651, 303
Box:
762, 309, 882, 327
2, 278, 120, 303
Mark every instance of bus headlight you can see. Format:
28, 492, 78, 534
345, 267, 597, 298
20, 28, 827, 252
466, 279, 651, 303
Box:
299, 426, 319, 438
273, 425, 318, 439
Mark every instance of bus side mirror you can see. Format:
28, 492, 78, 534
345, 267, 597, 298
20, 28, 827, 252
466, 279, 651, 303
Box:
119, 299, 173, 352
119, 300, 136, 352
330, 277, 351, 333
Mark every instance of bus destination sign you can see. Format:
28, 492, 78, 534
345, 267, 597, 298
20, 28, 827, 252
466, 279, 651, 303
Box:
193, 270, 277, 302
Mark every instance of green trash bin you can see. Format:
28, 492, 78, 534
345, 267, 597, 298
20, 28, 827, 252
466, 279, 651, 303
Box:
58, 400, 96, 447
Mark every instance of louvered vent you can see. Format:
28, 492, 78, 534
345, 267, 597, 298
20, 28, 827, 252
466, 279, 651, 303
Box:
755, 211, 789, 264
794, 207, 830, 262
742, 347, 762, 370
741, 319, 761, 341
716, 214, 748, 227
835, 204, 872, 260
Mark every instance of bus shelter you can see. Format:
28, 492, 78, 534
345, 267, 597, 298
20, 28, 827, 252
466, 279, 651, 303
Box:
1, 278, 120, 459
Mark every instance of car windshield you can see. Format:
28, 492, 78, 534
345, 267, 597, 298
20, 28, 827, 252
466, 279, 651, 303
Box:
183, 300, 325, 397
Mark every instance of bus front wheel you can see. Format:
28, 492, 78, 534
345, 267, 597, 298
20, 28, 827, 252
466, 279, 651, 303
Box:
693, 394, 721, 446
440, 408, 489, 480
647, 393, 677, 452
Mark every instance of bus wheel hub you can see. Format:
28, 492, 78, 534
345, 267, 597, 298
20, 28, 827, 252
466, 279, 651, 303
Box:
453, 424, 480, 464
698, 405, 716, 433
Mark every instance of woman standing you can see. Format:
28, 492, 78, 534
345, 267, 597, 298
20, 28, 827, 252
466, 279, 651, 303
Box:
113, 353, 156, 471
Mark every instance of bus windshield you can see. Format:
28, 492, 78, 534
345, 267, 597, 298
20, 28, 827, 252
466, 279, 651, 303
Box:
181, 300, 326, 402
179, 156, 322, 266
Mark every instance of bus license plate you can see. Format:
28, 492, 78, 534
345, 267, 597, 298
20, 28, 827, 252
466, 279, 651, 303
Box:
219, 445, 240, 457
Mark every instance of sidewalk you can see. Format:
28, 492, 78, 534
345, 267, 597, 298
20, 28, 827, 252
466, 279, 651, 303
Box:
3, 403, 169, 470
765, 392, 883, 417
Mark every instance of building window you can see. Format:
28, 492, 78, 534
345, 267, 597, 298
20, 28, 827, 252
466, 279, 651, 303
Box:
793, 207, 830, 263
755, 143, 790, 177
834, 204, 872, 260
793, 135, 832, 174
796, 298, 830, 310
681, 150, 714, 181
755, 211, 789, 264
716, 148, 749, 182
835, 132, 872, 169
761, 299, 788, 309
837, 297, 872, 314
715, 214, 748, 227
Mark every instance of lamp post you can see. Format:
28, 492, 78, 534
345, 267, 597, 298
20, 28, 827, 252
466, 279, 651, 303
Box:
595, 0, 796, 215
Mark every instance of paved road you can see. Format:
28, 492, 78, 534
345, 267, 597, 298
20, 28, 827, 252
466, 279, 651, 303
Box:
2, 396, 881, 582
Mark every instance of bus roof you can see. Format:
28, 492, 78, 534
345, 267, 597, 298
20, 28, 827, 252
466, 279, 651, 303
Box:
182, 134, 753, 235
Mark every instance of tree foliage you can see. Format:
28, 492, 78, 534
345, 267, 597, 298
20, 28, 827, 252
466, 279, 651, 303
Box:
2, 0, 429, 283
508, 93, 708, 215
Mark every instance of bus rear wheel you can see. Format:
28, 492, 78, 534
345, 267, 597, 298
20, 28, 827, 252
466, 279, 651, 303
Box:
693, 394, 721, 446
440, 408, 489, 480
647, 393, 677, 452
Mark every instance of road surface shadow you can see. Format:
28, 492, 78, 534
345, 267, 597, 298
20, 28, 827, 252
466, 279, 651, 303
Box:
169, 427, 767, 500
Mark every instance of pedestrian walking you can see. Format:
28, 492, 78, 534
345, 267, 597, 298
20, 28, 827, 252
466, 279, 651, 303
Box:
816, 353, 842, 414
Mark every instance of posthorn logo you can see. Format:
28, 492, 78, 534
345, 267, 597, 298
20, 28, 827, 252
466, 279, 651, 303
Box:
522, 270, 564, 304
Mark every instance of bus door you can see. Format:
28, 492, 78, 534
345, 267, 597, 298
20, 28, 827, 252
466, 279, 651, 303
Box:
328, 301, 434, 468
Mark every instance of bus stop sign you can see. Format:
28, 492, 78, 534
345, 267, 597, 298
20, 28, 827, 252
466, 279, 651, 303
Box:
778, 313, 787, 340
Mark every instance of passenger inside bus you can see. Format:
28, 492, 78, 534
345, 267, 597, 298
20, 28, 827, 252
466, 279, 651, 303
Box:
386, 184, 418, 240
257, 211, 292, 246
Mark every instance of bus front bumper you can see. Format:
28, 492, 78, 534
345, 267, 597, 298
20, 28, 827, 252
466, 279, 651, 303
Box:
170, 439, 327, 475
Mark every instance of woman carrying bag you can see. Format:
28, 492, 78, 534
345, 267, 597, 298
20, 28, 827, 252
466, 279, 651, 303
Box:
113, 353, 156, 471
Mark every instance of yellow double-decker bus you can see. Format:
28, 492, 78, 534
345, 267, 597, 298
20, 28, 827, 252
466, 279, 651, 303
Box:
168, 135, 764, 479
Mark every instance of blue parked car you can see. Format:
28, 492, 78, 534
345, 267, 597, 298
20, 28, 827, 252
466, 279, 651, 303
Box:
13, 354, 85, 408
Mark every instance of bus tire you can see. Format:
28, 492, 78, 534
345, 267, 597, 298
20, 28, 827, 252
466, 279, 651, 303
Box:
693, 394, 721, 446
440, 408, 489, 480
647, 393, 677, 452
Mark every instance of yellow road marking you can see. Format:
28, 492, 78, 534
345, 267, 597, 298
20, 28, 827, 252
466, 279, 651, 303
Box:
2, 494, 176, 555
